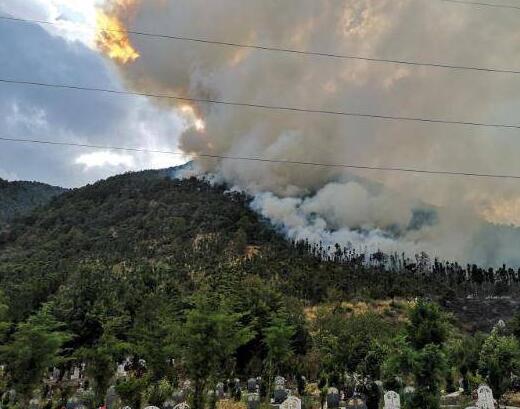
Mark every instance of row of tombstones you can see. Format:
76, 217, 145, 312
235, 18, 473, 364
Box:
382, 384, 497, 409
61, 377, 497, 409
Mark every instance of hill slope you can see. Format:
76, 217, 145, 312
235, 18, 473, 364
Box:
0, 169, 518, 331
0, 178, 65, 225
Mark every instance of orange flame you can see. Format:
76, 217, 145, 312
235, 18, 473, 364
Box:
96, 1, 140, 64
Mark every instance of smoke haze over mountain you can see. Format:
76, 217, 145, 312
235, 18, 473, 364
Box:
103, 0, 520, 266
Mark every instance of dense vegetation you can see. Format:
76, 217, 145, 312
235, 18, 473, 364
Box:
0, 178, 64, 226
0, 169, 519, 408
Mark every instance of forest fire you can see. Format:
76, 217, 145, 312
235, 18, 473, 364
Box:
95, 6, 139, 64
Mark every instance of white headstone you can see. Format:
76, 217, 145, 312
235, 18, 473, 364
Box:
70, 366, 80, 380
173, 403, 190, 409
51, 367, 60, 381
384, 391, 401, 409
275, 376, 286, 387
281, 396, 302, 409
476, 385, 495, 409
117, 363, 127, 377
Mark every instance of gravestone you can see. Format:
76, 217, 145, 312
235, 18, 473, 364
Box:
248, 392, 261, 409
248, 378, 258, 393
281, 396, 302, 409
346, 395, 367, 409
274, 376, 286, 388
383, 391, 400, 409
273, 386, 288, 404
51, 367, 61, 382
28, 398, 40, 409
173, 403, 190, 409
231, 378, 242, 401
172, 389, 187, 404
476, 385, 495, 409
143, 407, 160, 409
116, 362, 127, 377
216, 382, 225, 399
215, 382, 226, 399
326, 387, 340, 409
70, 366, 80, 380
164, 401, 176, 409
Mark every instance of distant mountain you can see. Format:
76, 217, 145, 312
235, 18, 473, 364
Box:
0, 178, 65, 225
0, 167, 517, 331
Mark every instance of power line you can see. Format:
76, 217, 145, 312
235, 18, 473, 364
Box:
2, 136, 520, 180
441, 0, 520, 10
1, 78, 520, 131
1, 14, 520, 76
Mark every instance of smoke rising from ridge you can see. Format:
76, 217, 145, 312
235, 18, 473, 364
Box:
102, 0, 520, 265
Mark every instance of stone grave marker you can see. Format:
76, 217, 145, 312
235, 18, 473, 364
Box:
281, 396, 302, 409
70, 366, 80, 380
216, 382, 225, 399
248, 378, 258, 393
173, 402, 190, 409
28, 398, 40, 409
116, 362, 127, 377
345, 395, 367, 409
172, 389, 187, 404
326, 387, 340, 409
383, 391, 400, 409
248, 392, 261, 409
274, 376, 286, 387
164, 400, 176, 409
51, 367, 61, 382
476, 385, 495, 409
273, 386, 288, 404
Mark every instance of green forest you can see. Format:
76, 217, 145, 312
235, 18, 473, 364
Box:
0, 170, 519, 409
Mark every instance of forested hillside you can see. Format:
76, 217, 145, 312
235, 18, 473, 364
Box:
1, 169, 520, 408
0, 178, 65, 226
0, 169, 429, 322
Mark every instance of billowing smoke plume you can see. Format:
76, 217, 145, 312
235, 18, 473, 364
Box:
101, 0, 520, 266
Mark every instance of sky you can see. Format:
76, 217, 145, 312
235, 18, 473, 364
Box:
0, 0, 188, 188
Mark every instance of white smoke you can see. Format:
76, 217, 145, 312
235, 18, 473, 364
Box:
105, 0, 520, 265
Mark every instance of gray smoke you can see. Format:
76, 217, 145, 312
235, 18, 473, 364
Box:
105, 0, 520, 265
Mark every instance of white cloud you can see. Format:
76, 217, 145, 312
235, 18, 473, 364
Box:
0, 0, 101, 46
75, 151, 135, 169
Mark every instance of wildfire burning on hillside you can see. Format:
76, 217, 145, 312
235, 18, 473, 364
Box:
98, 0, 520, 266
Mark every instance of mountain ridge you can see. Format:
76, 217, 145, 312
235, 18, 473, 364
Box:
0, 177, 66, 226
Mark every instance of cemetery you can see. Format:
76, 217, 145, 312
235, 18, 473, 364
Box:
1, 357, 519, 409
1, 298, 520, 409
